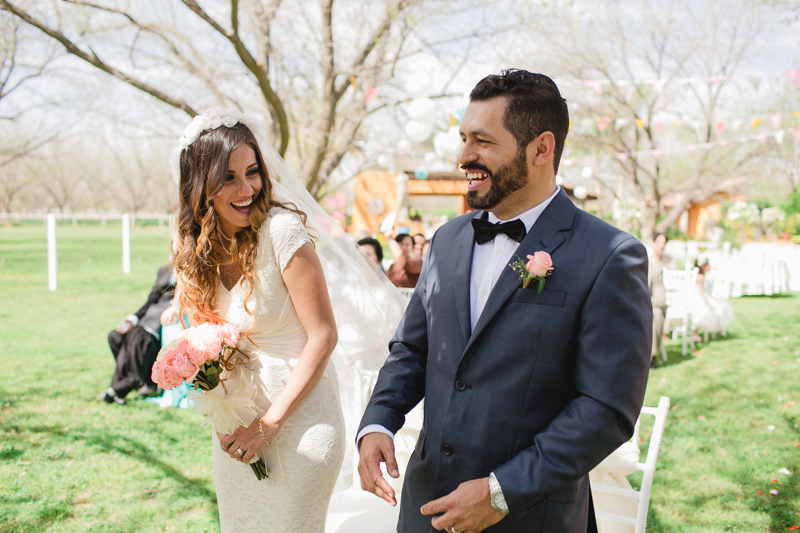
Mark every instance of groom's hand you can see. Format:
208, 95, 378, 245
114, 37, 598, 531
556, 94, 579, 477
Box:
357, 432, 399, 506
421, 478, 505, 532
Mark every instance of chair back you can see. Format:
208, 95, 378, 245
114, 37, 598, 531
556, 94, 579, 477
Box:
591, 396, 671, 533
396, 287, 415, 302
663, 268, 697, 311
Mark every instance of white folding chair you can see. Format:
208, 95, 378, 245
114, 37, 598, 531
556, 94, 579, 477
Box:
662, 269, 697, 356
396, 287, 415, 303
591, 396, 671, 533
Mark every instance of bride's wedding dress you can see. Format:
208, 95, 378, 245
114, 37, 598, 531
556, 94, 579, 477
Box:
211, 208, 345, 532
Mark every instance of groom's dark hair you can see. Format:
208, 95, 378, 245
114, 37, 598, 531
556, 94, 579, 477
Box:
470, 69, 569, 175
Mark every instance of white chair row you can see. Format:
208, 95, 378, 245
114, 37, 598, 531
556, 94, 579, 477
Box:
591, 396, 671, 533
661, 269, 698, 358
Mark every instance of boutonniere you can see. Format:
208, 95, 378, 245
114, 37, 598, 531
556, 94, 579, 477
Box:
510, 251, 554, 294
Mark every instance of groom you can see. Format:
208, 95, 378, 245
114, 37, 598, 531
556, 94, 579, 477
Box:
357, 69, 652, 532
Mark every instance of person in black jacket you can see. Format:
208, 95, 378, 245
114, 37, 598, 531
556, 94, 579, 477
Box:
98, 265, 178, 405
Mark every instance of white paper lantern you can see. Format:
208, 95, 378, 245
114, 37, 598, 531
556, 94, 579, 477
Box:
573, 186, 588, 200
407, 98, 437, 122
405, 120, 434, 143
582, 166, 593, 178
433, 127, 462, 159
397, 139, 413, 153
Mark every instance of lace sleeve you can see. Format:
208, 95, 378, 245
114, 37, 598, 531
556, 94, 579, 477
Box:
268, 208, 312, 273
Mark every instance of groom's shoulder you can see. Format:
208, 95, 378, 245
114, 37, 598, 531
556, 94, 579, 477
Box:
574, 208, 643, 251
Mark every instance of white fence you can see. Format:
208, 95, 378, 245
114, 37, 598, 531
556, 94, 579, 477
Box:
0, 212, 171, 227
1, 212, 174, 291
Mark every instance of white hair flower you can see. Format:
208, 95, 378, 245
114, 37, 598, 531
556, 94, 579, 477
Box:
170, 107, 261, 184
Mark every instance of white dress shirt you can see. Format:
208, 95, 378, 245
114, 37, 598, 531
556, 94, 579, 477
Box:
357, 187, 562, 446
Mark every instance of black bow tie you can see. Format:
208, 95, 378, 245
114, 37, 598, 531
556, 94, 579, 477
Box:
471, 217, 527, 245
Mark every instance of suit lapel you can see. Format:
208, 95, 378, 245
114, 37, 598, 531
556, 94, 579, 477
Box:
452, 211, 481, 347
463, 190, 575, 354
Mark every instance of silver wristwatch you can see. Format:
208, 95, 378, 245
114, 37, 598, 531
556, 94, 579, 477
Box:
488, 472, 509, 515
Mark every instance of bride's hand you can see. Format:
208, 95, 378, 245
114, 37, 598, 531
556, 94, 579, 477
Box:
219, 418, 279, 465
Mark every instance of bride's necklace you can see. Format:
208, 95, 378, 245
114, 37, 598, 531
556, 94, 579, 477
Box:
218, 229, 235, 256
219, 229, 234, 244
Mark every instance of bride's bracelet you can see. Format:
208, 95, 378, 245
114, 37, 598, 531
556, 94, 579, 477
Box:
258, 420, 271, 446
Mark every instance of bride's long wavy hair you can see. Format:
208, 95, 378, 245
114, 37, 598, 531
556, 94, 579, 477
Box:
173, 122, 308, 326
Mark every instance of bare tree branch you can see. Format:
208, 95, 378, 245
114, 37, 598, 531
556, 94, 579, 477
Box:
0, 0, 196, 115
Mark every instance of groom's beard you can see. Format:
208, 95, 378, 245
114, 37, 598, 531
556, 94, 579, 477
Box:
466, 151, 529, 211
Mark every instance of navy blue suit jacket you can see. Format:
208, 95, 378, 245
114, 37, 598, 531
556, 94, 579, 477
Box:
359, 189, 652, 532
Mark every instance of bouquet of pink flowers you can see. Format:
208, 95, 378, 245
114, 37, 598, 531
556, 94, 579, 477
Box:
151, 322, 269, 479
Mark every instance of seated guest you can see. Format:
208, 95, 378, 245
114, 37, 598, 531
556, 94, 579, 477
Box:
421, 239, 430, 262
357, 237, 385, 274
689, 258, 734, 341
98, 265, 177, 405
386, 233, 423, 288
648, 233, 667, 367
412, 233, 427, 258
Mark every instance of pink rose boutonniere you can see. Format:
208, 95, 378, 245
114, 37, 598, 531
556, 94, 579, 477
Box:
510, 251, 554, 293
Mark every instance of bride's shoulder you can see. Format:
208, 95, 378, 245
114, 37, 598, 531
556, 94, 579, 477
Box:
265, 206, 309, 245
266, 206, 305, 231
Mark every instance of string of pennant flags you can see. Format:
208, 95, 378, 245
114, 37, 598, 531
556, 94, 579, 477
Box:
559, 125, 800, 167
564, 110, 800, 161
574, 111, 800, 134
567, 69, 800, 95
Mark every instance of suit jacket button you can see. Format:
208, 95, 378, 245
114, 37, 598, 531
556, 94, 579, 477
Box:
441, 444, 453, 456
455, 379, 466, 391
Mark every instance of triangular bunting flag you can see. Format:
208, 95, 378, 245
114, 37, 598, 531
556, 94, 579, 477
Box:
793, 127, 800, 141
757, 134, 768, 144
748, 74, 762, 91
708, 76, 726, 86
687, 145, 697, 153
615, 118, 629, 130
635, 118, 645, 128
584, 80, 603, 95
651, 149, 662, 159
365, 86, 377, 104
753, 118, 762, 128
716, 121, 725, 135
650, 79, 666, 94
732, 119, 744, 131
597, 117, 611, 132
616, 153, 628, 163
775, 131, 785, 144
771, 114, 782, 129
784, 69, 800, 88
655, 122, 664, 133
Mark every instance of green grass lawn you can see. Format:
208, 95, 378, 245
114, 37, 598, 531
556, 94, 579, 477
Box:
1, 224, 799, 532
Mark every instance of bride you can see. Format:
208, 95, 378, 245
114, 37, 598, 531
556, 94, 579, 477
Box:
170, 109, 405, 532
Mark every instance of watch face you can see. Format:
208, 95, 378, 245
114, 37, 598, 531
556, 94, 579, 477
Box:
491, 491, 508, 512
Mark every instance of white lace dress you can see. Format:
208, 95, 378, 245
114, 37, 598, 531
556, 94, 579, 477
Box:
211, 208, 345, 532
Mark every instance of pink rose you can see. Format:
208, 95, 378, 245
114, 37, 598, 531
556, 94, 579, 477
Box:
218, 322, 241, 348
525, 251, 554, 278
185, 323, 224, 363
151, 358, 184, 390
171, 350, 199, 381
